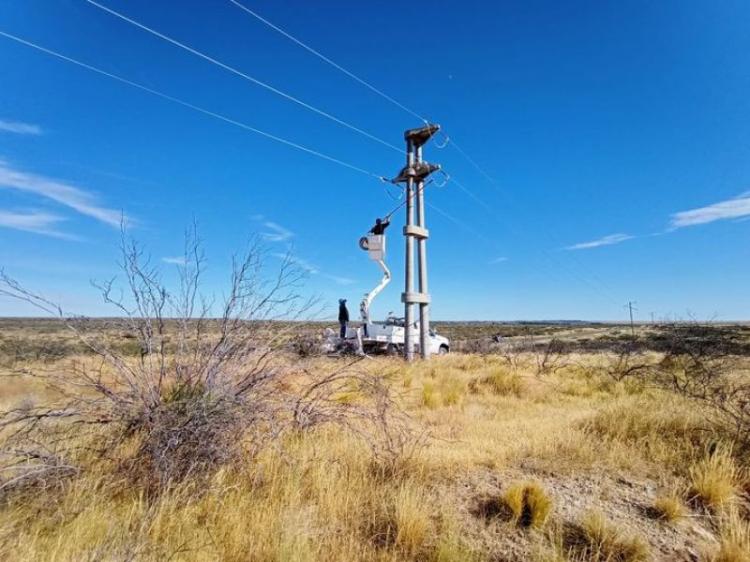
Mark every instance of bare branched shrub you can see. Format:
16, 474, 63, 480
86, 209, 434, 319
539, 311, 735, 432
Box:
606, 342, 654, 381
655, 324, 750, 449
591, 324, 749, 452
0, 226, 412, 495
533, 338, 567, 376
290, 332, 322, 358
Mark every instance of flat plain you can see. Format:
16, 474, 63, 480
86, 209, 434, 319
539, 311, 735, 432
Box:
0, 319, 748, 562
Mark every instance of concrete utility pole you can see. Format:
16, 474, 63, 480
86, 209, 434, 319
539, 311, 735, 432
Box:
392, 124, 441, 361
625, 301, 638, 337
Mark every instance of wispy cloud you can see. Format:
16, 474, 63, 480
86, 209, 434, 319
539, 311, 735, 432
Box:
260, 221, 293, 242
0, 209, 74, 239
323, 274, 356, 286
0, 160, 126, 228
489, 256, 508, 264
0, 119, 43, 136
251, 214, 294, 242
272, 252, 318, 274
565, 233, 633, 250
162, 256, 187, 265
271, 252, 354, 285
669, 192, 750, 229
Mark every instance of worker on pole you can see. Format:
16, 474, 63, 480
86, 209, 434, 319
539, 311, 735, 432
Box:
369, 217, 391, 235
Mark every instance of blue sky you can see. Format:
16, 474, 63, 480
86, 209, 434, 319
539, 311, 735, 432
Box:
1, 0, 749, 321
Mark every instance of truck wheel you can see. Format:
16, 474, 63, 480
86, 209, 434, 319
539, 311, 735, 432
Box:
386, 344, 399, 356
438, 345, 449, 355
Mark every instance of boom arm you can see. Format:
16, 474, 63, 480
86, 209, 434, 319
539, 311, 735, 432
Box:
360, 258, 391, 326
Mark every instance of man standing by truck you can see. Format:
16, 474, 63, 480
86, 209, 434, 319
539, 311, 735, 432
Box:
338, 298, 349, 339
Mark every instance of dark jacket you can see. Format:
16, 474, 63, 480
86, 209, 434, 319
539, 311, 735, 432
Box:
370, 218, 390, 235
338, 303, 349, 323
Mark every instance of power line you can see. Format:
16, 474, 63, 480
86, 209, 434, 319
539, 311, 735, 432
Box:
227, 0, 430, 125
436, 172, 622, 306
84, 0, 402, 154
220, 2, 621, 306
0, 31, 389, 182
442, 149, 623, 305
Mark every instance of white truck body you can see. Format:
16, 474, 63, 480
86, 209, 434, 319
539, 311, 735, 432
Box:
324, 232, 450, 356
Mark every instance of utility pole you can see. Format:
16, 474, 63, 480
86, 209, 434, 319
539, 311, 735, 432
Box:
624, 301, 638, 338
392, 124, 440, 361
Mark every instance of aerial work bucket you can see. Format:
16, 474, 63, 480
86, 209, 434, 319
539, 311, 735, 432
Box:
359, 234, 391, 336
359, 234, 386, 261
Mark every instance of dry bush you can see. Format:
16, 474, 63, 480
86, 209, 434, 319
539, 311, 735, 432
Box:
688, 447, 740, 511
0, 227, 413, 495
554, 512, 649, 562
602, 324, 750, 451
480, 366, 527, 397
651, 494, 685, 523
503, 481, 553, 529
531, 337, 569, 376
710, 509, 750, 562
290, 332, 322, 358
582, 394, 709, 469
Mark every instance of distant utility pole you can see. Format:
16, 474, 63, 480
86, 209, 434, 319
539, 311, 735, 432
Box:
624, 301, 638, 337
392, 124, 441, 361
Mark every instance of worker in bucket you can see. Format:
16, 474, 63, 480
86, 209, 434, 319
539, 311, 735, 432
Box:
338, 298, 349, 339
369, 217, 390, 235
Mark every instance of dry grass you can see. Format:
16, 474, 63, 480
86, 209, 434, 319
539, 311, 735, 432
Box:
503, 481, 553, 529
2, 333, 749, 561
709, 509, 750, 562
651, 494, 685, 523
688, 447, 740, 511
552, 512, 650, 562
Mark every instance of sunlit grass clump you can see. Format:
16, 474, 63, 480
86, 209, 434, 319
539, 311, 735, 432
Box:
503, 481, 553, 529
688, 448, 739, 511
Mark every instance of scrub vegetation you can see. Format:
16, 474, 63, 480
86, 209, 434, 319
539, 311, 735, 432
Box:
0, 237, 749, 561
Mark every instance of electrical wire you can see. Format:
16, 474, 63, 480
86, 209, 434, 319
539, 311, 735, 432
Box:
0, 31, 390, 182
227, 0, 430, 125
84, 0, 402, 154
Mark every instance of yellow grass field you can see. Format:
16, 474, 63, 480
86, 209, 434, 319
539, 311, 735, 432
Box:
1, 322, 749, 562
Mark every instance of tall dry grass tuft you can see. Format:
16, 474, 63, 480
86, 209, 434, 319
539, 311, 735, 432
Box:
503, 481, 553, 529
710, 509, 750, 562
555, 511, 649, 562
482, 366, 526, 397
651, 494, 685, 523
688, 447, 739, 511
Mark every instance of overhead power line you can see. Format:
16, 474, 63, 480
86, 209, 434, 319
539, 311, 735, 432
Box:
227, 0, 430, 125
0, 31, 389, 182
84, 0, 402, 154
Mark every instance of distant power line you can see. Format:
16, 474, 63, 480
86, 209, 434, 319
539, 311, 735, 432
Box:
0, 31, 389, 182
228, 0, 430, 125
84, 0, 402, 154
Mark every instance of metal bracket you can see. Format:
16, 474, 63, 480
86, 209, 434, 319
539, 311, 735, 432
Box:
403, 225, 429, 239
401, 292, 431, 305
405, 124, 441, 148
391, 161, 441, 184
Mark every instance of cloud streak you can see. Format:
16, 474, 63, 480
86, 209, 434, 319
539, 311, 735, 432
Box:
0, 119, 42, 136
260, 221, 293, 242
0, 160, 125, 228
565, 233, 633, 250
271, 252, 354, 286
162, 256, 187, 265
489, 256, 508, 264
669, 192, 750, 229
0, 209, 74, 239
